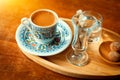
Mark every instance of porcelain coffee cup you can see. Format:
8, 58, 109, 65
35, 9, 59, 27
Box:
21, 9, 59, 44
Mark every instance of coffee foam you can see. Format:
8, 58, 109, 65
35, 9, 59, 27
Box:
32, 11, 56, 27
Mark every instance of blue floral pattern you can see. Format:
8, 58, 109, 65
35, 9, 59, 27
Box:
16, 19, 72, 56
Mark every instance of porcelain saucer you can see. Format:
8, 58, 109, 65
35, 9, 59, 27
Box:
16, 19, 72, 56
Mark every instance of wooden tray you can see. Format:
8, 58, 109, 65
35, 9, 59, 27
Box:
21, 18, 120, 79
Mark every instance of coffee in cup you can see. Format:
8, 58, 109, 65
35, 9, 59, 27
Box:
21, 9, 59, 44
32, 11, 56, 27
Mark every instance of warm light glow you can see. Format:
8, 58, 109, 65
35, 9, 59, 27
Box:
0, 0, 18, 4
1, 0, 26, 3
0, 0, 26, 6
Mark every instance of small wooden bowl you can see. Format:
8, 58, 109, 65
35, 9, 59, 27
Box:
99, 41, 120, 65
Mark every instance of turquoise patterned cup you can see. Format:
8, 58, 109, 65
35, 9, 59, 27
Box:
21, 9, 59, 44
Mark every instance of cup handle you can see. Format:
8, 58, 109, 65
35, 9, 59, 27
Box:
21, 17, 37, 39
21, 17, 41, 43
21, 17, 33, 30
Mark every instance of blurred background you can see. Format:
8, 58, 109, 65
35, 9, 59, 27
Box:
0, 0, 120, 80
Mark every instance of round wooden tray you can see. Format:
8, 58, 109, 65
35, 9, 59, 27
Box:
20, 18, 120, 79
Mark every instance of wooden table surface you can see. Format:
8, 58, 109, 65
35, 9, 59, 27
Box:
0, 0, 120, 80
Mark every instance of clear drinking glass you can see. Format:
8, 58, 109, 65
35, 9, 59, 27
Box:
82, 11, 103, 43
66, 10, 97, 66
